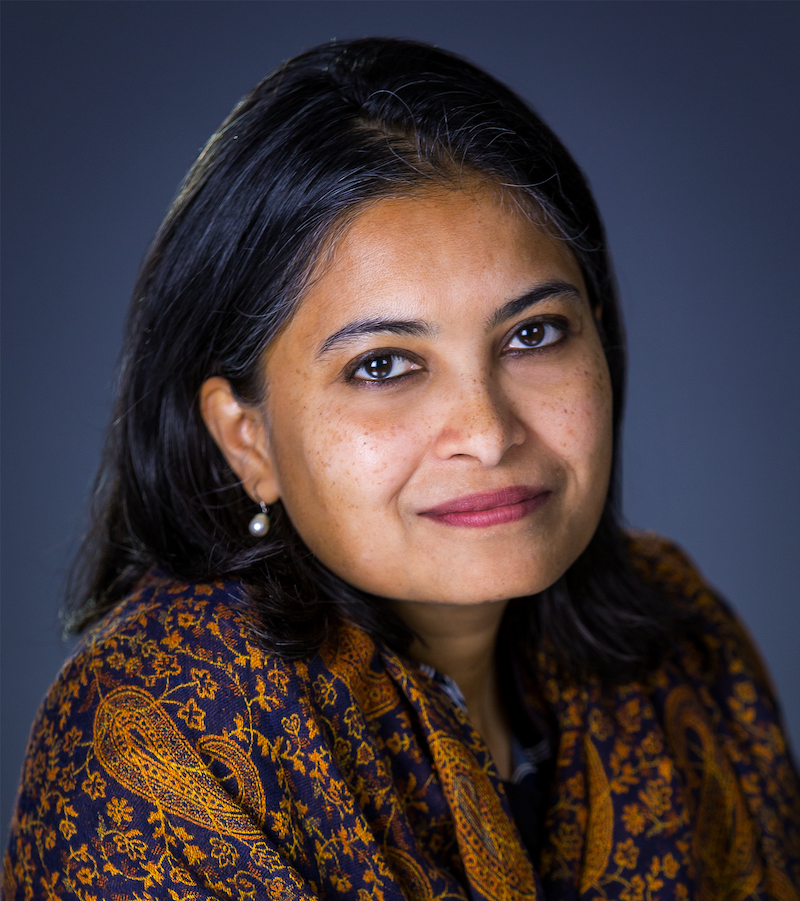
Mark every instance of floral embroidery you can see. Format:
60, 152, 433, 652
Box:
106, 798, 133, 828
4, 535, 800, 900
177, 697, 206, 731
80, 773, 106, 801
190, 668, 218, 699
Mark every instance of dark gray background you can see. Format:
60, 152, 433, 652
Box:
3, 1, 799, 834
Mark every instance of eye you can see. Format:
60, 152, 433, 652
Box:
505, 319, 566, 352
350, 353, 420, 382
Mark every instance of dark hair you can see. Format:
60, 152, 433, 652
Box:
65, 37, 682, 680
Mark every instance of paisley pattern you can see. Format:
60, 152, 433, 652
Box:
4, 535, 800, 899
94, 686, 266, 839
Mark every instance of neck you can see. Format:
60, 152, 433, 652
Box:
392, 597, 512, 778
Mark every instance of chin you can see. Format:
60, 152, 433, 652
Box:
422, 567, 559, 606
439, 542, 581, 603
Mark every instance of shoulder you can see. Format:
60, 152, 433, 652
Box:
45, 571, 311, 729
625, 530, 704, 591
12, 569, 312, 764
627, 529, 739, 630
11, 569, 396, 796
3, 571, 388, 897
8, 572, 309, 831
626, 530, 776, 696
77, 567, 260, 654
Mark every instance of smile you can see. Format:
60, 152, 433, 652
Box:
420, 486, 551, 528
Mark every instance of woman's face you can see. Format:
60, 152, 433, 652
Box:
257, 185, 613, 604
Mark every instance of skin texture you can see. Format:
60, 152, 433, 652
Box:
201, 184, 614, 776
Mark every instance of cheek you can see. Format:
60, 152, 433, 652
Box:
524, 355, 613, 474
573, 361, 614, 490
270, 396, 424, 517
571, 366, 613, 465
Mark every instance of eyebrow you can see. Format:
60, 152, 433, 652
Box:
317, 318, 433, 357
486, 279, 584, 330
316, 279, 584, 358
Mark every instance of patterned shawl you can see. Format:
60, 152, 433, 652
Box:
4, 535, 800, 900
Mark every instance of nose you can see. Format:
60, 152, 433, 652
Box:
431, 373, 526, 467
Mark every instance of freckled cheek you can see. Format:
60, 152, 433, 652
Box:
568, 368, 614, 477
284, 407, 425, 505
521, 367, 612, 467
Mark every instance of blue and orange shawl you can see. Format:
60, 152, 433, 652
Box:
4, 535, 800, 900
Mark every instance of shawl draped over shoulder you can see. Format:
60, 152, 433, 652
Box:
4, 534, 800, 900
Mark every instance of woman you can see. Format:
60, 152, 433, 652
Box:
4, 37, 798, 900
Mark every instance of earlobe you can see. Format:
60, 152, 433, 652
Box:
199, 377, 281, 504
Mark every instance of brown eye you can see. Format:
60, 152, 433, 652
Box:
351, 353, 419, 382
364, 356, 393, 379
506, 321, 564, 351
516, 324, 546, 346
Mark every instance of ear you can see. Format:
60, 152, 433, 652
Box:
199, 377, 281, 505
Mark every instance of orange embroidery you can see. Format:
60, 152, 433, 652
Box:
4, 536, 800, 900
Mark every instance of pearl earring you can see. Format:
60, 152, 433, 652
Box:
248, 501, 270, 537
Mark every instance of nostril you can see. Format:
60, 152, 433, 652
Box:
432, 391, 524, 466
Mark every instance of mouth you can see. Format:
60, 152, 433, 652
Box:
419, 485, 551, 528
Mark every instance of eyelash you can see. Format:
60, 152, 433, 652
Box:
344, 316, 569, 386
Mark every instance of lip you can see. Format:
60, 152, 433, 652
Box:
420, 485, 551, 528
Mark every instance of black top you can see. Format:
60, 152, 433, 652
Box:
502, 733, 552, 864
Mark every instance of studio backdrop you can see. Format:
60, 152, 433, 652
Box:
2, 0, 799, 834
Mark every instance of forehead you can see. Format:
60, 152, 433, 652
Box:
289, 185, 586, 335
